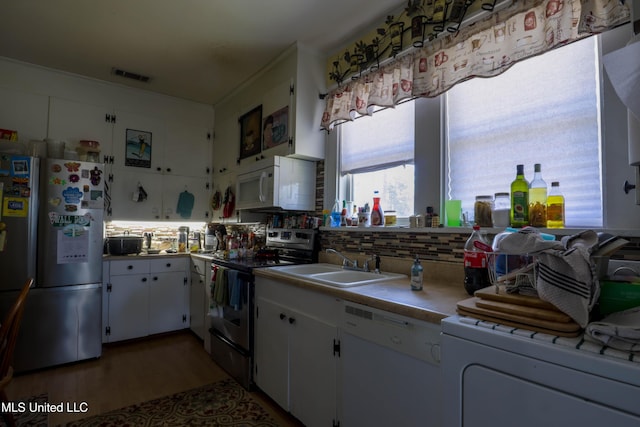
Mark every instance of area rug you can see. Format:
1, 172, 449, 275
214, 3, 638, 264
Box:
63, 378, 281, 427
0, 393, 48, 427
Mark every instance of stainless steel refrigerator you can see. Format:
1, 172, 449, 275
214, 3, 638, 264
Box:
0, 154, 104, 372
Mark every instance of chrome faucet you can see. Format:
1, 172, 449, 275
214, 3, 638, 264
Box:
325, 248, 359, 270
364, 254, 381, 274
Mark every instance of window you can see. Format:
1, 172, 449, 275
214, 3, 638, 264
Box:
445, 36, 603, 228
340, 101, 415, 217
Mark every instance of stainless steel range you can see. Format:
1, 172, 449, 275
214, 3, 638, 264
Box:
209, 228, 317, 389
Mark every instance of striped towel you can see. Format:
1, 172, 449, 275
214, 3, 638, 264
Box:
585, 306, 640, 353
497, 229, 599, 328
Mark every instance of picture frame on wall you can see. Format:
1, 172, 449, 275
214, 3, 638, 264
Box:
262, 106, 289, 150
125, 128, 152, 168
239, 105, 262, 160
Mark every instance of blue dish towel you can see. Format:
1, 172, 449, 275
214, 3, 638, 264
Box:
176, 190, 195, 219
227, 270, 243, 311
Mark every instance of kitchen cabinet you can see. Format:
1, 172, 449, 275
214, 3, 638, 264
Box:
0, 85, 49, 143
104, 257, 189, 342
254, 277, 339, 427
214, 42, 325, 180
189, 256, 211, 340
48, 97, 212, 221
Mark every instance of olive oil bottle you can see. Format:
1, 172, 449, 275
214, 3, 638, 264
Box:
528, 163, 547, 227
510, 164, 529, 227
546, 181, 565, 228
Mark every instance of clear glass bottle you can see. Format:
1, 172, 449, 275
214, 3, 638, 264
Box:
178, 226, 189, 253
546, 181, 565, 228
510, 164, 529, 228
528, 163, 547, 227
411, 255, 423, 291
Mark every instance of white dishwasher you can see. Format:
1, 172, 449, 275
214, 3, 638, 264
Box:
340, 301, 442, 427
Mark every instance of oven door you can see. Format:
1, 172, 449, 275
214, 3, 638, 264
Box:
210, 265, 253, 351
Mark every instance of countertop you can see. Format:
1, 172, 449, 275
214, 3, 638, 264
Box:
254, 263, 470, 324
103, 252, 192, 260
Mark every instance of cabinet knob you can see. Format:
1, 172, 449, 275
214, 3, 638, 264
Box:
279, 313, 286, 321
153, 276, 158, 281
288, 317, 296, 325
127, 265, 133, 270
166, 168, 172, 173
157, 167, 162, 172
166, 263, 171, 268
142, 277, 147, 282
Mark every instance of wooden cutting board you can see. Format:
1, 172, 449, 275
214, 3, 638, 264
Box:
457, 297, 581, 333
456, 307, 582, 338
474, 299, 572, 323
474, 285, 558, 310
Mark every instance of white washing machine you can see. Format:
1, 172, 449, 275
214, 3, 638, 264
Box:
441, 315, 640, 427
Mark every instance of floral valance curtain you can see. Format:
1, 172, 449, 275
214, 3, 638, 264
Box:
320, 0, 631, 132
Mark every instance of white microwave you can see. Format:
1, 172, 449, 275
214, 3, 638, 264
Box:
236, 156, 316, 211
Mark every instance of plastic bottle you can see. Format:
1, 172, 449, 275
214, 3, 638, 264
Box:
411, 255, 423, 291
330, 199, 341, 227
463, 225, 491, 295
510, 164, 529, 228
546, 181, 565, 228
340, 200, 348, 226
371, 190, 385, 226
528, 163, 547, 227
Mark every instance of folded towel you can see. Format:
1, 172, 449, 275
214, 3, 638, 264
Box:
227, 270, 243, 311
176, 190, 195, 219
585, 306, 640, 352
213, 266, 228, 306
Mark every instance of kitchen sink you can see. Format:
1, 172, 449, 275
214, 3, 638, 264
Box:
269, 263, 407, 288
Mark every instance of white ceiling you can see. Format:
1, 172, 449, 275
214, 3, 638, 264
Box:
0, 0, 403, 105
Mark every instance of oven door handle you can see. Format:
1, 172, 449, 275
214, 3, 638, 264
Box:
210, 327, 251, 357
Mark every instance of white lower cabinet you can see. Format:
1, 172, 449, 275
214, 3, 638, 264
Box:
104, 257, 189, 342
254, 277, 340, 427
189, 256, 210, 340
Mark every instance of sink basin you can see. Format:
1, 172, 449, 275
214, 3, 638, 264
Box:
269, 263, 407, 288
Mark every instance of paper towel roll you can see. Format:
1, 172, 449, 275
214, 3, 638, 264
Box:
630, 110, 640, 166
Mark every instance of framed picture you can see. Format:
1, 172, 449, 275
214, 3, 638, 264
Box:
125, 129, 152, 168
262, 106, 289, 150
239, 105, 262, 160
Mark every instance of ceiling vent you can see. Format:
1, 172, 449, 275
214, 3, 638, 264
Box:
111, 67, 151, 83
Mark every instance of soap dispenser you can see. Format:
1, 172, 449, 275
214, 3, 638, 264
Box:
411, 255, 423, 291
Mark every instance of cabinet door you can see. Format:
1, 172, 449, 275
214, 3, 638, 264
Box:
48, 97, 114, 159
108, 168, 163, 220
112, 109, 166, 173
108, 274, 149, 342
0, 86, 49, 143
161, 174, 211, 221
189, 272, 206, 339
165, 124, 212, 178
148, 271, 187, 335
254, 297, 290, 411
289, 310, 338, 427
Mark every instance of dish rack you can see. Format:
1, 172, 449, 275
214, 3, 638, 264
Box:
486, 252, 538, 293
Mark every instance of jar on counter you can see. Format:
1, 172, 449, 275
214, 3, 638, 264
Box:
474, 195, 493, 227
178, 226, 189, 253
492, 192, 510, 228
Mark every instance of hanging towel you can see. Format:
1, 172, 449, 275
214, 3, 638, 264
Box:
176, 190, 195, 219
585, 306, 640, 353
227, 270, 243, 311
213, 266, 228, 306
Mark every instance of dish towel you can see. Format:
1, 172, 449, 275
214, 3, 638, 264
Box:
213, 265, 228, 306
176, 190, 195, 219
585, 306, 640, 353
496, 228, 599, 327
227, 270, 243, 311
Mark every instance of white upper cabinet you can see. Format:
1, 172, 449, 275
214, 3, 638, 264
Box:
213, 43, 325, 177
0, 85, 49, 143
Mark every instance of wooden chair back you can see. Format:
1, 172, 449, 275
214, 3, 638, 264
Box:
0, 278, 34, 388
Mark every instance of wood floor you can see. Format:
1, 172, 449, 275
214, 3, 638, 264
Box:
6, 330, 303, 426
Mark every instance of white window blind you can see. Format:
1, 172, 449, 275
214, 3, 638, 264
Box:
341, 101, 415, 174
445, 36, 603, 228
